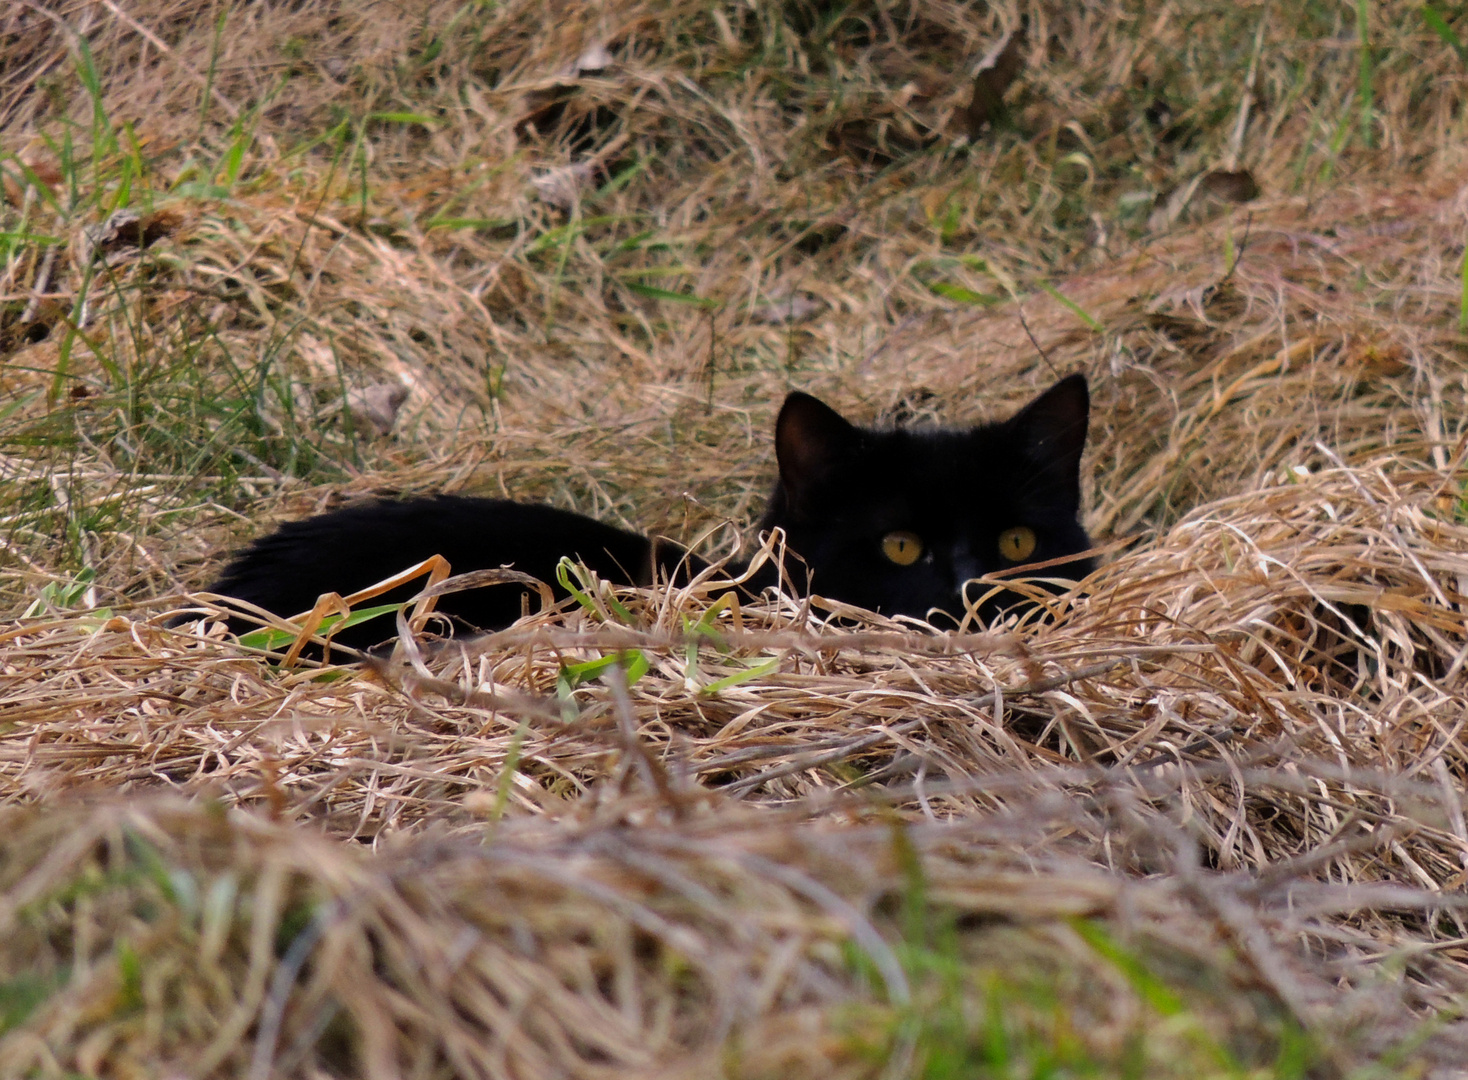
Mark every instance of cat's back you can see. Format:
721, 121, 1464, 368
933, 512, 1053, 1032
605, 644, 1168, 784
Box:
208, 495, 658, 624
235, 495, 637, 557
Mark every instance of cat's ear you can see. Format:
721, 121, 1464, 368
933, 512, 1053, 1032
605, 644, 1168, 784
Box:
775, 392, 859, 497
1007, 374, 1089, 495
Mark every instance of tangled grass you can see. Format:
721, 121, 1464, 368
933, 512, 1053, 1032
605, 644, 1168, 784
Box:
5, 0, 1468, 1075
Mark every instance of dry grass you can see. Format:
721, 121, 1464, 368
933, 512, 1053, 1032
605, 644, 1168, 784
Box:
5, 0, 1468, 1075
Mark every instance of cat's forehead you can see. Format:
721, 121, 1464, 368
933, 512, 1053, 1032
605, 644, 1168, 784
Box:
864, 425, 1009, 472
837, 429, 1021, 518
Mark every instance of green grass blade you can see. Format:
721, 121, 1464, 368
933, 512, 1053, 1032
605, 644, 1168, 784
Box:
219, 123, 249, 188
1356, 0, 1374, 147
4, 154, 62, 214
927, 281, 1001, 307
490, 715, 530, 822
554, 556, 602, 619
524, 215, 622, 255
364, 111, 441, 127
699, 656, 778, 695
1423, 4, 1468, 60
623, 282, 721, 308
0, 972, 62, 1036
200, 5, 228, 130
590, 156, 650, 200
1038, 281, 1102, 330
424, 216, 516, 231
72, 36, 115, 162
559, 650, 650, 690
236, 602, 403, 650
1459, 242, 1468, 332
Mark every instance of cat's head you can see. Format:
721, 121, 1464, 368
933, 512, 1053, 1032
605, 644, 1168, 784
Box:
758, 374, 1095, 625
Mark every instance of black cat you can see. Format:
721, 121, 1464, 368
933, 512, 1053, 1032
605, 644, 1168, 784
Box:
196, 374, 1095, 650
763, 372, 1094, 621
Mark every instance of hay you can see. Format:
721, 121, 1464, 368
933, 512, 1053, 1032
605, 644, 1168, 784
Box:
2, 794, 1465, 1078
6, 0, 1468, 1073
6, 450, 1468, 876
6, 449, 1468, 1070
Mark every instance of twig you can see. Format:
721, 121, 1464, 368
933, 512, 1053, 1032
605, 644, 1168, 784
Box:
19, 246, 56, 324
1216, 211, 1254, 289
1016, 306, 1060, 377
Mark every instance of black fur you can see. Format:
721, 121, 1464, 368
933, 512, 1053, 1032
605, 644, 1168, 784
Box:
205, 497, 706, 649
198, 376, 1096, 650
760, 373, 1094, 623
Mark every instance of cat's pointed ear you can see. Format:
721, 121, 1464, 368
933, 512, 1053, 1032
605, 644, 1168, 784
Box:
1007, 374, 1089, 495
775, 392, 859, 497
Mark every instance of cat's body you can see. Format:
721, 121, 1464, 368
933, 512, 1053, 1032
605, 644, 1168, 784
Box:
197, 375, 1096, 651
204, 497, 709, 649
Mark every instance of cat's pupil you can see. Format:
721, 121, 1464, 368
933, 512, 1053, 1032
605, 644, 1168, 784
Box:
998, 526, 1037, 562
881, 531, 923, 566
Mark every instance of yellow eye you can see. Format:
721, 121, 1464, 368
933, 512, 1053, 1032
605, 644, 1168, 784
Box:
881, 531, 923, 566
998, 526, 1037, 562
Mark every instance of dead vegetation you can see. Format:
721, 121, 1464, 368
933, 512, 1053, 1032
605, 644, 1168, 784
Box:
4, 0, 1468, 1075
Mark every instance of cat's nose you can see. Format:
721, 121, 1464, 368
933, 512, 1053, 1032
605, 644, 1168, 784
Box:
950, 552, 983, 586
942, 560, 978, 616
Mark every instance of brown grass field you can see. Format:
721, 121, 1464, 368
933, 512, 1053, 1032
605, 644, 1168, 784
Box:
5, 0, 1468, 1075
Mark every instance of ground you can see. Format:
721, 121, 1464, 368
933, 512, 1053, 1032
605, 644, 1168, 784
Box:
2, 1, 1468, 1076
